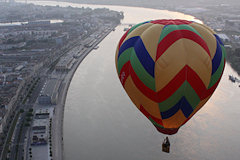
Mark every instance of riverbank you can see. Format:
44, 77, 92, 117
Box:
51, 26, 116, 160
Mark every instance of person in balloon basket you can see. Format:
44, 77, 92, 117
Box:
162, 137, 170, 153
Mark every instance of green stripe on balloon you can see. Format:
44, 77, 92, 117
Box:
127, 21, 151, 35
117, 47, 156, 91
185, 81, 201, 110
208, 49, 225, 89
221, 45, 226, 64
117, 48, 133, 74
130, 48, 156, 91
158, 81, 200, 112
158, 24, 203, 43
149, 117, 164, 128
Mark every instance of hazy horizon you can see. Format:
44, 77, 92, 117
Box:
44, 0, 240, 8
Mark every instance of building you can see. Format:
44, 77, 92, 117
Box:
55, 56, 76, 72
38, 95, 51, 105
55, 33, 68, 46
31, 120, 48, 145
0, 42, 26, 50
31, 109, 50, 145
218, 33, 230, 43
15, 64, 24, 72
225, 20, 240, 32
38, 79, 61, 105
233, 35, 240, 41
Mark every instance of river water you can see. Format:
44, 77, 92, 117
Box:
18, 1, 240, 160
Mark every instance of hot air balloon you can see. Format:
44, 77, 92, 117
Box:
115, 19, 226, 136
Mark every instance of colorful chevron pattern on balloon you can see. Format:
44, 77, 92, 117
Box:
115, 19, 226, 135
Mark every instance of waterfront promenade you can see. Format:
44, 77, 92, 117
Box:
51, 27, 115, 160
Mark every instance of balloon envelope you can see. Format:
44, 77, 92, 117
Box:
115, 19, 225, 135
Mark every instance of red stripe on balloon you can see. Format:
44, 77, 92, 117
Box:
130, 64, 210, 102
155, 66, 186, 101
156, 30, 210, 60
140, 105, 163, 126
119, 61, 219, 103
186, 66, 208, 100
129, 64, 158, 100
151, 19, 192, 25
118, 29, 130, 50
119, 61, 130, 86
186, 61, 225, 100
201, 79, 219, 99
130, 64, 186, 102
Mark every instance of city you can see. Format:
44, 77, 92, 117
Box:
0, 1, 123, 159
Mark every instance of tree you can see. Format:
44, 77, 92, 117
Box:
28, 108, 33, 112
26, 117, 32, 122
26, 112, 33, 117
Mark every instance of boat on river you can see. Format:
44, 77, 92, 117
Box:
93, 46, 99, 50
229, 75, 240, 83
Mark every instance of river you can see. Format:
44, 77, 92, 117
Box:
17, 1, 240, 160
